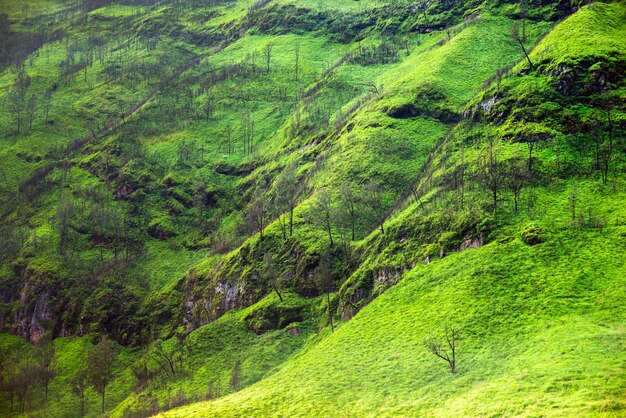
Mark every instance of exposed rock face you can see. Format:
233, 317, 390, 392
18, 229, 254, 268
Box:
480, 96, 499, 114
5, 262, 83, 343
286, 327, 300, 336
180, 240, 321, 332
374, 268, 400, 289
182, 271, 199, 331
340, 286, 367, 321
339, 234, 484, 321
14, 284, 53, 343
340, 266, 405, 321
552, 64, 580, 95
460, 237, 483, 251
213, 280, 241, 316
182, 270, 256, 331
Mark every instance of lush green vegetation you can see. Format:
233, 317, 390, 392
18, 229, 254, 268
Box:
0, 0, 624, 416
165, 206, 626, 416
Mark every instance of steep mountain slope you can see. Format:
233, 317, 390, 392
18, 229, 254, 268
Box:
162, 2, 626, 416
166, 226, 626, 417
0, 0, 624, 416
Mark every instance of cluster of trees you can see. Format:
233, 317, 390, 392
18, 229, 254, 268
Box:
55, 190, 144, 262
0, 222, 30, 263
261, 246, 337, 333
352, 40, 402, 66
436, 134, 544, 214
0, 337, 55, 414
0, 336, 118, 416
432, 107, 623, 224
247, 163, 391, 249
6, 68, 38, 135
3, 9, 197, 136
0, 13, 65, 70
307, 180, 388, 242
132, 328, 190, 391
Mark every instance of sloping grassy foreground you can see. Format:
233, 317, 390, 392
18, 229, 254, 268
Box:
163, 209, 626, 416
0, 292, 318, 417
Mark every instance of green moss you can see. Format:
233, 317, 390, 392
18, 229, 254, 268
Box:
1, 0, 625, 416
521, 223, 547, 245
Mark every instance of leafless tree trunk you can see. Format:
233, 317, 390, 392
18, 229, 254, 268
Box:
364, 181, 386, 234
275, 162, 300, 238
310, 188, 335, 246
511, 22, 535, 71
294, 42, 300, 81
424, 323, 458, 374
477, 136, 504, 212
247, 190, 268, 241
314, 251, 335, 332
263, 42, 273, 74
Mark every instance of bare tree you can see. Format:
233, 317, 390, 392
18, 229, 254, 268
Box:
34, 336, 56, 405
69, 368, 89, 417
294, 42, 300, 81
145, 329, 188, 379
14, 352, 37, 413
263, 42, 273, 74
314, 251, 335, 332
87, 336, 116, 413
511, 21, 535, 71
363, 181, 387, 234
477, 136, 505, 211
263, 252, 283, 302
423, 323, 458, 374
43, 88, 53, 124
401, 36, 411, 56
309, 188, 335, 246
408, 181, 423, 206
240, 112, 254, 155
7, 69, 31, 133
173, 327, 190, 372
27, 93, 36, 131
521, 130, 548, 172
247, 189, 269, 241
505, 158, 528, 213
338, 182, 358, 241
150, 341, 178, 377
224, 124, 233, 155
2, 359, 19, 414
56, 196, 74, 256
275, 162, 300, 238
204, 94, 214, 121
272, 194, 289, 241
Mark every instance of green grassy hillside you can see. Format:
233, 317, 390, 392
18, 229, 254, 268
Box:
164, 210, 626, 416
0, 0, 625, 416
161, 2, 626, 416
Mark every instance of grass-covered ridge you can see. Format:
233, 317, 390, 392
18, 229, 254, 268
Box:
163, 180, 626, 416
160, 2, 626, 415
1, 0, 625, 416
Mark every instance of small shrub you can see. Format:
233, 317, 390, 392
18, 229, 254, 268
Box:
521, 224, 546, 245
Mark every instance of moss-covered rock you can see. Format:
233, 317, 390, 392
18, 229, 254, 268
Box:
521, 224, 547, 245
244, 301, 304, 335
